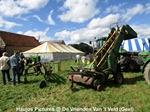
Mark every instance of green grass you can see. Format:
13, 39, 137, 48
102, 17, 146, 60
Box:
0, 60, 150, 112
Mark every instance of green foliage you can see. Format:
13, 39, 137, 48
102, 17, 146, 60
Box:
0, 60, 150, 112
70, 42, 93, 54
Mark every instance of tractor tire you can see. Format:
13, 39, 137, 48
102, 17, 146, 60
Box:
144, 62, 150, 86
128, 59, 140, 72
39, 80, 46, 88
97, 84, 103, 91
114, 72, 124, 84
120, 57, 130, 72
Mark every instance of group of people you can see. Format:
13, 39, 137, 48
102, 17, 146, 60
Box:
76, 53, 93, 65
0, 50, 25, 86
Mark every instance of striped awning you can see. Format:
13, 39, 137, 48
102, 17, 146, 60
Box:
121, 38, 150, 52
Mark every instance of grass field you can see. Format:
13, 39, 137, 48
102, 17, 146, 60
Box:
0, 60, 150, 112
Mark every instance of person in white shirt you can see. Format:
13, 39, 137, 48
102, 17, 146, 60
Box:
81, 55, 86, 64
76, 54, 80, 63
0, 52, 11, 85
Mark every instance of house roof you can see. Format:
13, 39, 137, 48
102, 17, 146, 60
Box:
0, 30, 40, 47
52, 40, 66, 45
40, 40, 66, 45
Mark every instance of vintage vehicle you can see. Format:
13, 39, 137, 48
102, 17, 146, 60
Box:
68, 22, 138, 90
140, 51, 150, 86
23, 56, 53, 88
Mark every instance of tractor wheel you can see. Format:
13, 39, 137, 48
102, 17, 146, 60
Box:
97, 84, 103, 91
129, 59, 140, 72
144, 62, 150, 86
93, 79, 103, 91
120, 56, 130, 72
114, 72, 124, 84
39, 80, 46, 88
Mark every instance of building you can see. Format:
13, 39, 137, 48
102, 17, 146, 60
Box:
0, 30, 40, 56
40, 40, 66, 45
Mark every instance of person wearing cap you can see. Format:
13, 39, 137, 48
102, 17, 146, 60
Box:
0, 52, 11, 85
7, 50, 21, 86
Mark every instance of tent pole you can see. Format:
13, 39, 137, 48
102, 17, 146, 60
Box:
142, 42, 145, 52
148, 39, 150, 51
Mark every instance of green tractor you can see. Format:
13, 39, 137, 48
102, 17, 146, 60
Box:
68, 22, 138, 90
95, 37, 141, 72
139, 51, 150, 86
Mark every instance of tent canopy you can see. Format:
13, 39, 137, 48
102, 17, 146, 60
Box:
24, 42, 84, 54
24, 42, 59, 53
121, 38, 150, 52
23, 42, 84, 62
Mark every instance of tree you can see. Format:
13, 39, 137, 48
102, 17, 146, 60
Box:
69, 42, 93, 54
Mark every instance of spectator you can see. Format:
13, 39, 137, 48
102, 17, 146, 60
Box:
19, 52, 25, 76
0, 52, 11, 85
7, 50, 21, 86
81, 55, 86, 64
76, 53, 80, 63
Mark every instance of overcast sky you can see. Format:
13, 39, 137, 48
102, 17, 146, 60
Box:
0, 0, 150, 45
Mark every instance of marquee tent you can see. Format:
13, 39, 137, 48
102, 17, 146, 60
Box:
23, 42, 84, 62
121, 38, 150, 52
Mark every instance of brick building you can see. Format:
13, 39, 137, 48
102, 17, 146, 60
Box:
0, 30, 40, 56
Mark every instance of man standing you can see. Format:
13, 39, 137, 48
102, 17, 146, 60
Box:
81, 55, 86, 64
76, 53, 80, 63
7, 50, 21, 86
19, 52, 25, 76
0, 52, 11, 85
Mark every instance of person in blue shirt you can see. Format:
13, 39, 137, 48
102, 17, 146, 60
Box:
7, 50, 21, 86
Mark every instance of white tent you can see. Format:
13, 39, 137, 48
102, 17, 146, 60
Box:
23, 42, 84, 62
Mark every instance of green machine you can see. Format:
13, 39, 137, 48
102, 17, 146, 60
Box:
139, 51, 150, 86
93, 34, 141, 72
68, 22, 137, 90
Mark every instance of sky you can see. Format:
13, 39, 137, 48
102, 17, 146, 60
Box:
0, 0, 150, 45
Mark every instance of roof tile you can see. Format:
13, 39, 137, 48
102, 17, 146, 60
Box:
0, 30, 40, 47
